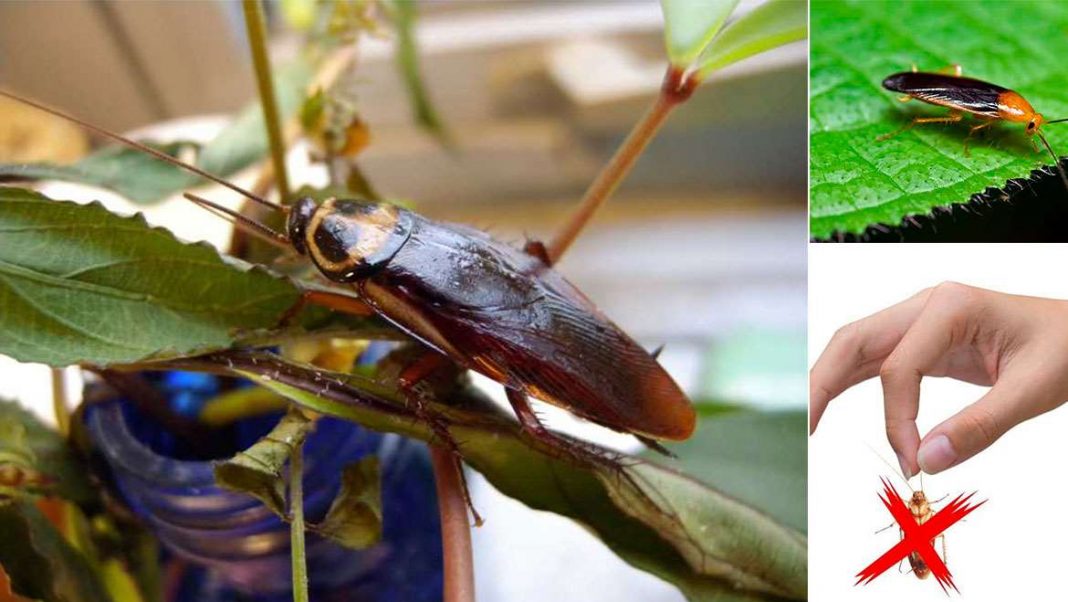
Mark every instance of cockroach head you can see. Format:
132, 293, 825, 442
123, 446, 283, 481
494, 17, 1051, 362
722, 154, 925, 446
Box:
1027, 113, 1045, 135
287, 197, 318, 255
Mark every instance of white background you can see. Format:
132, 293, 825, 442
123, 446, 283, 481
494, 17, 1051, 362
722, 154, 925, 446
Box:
809, 244, 1068, 600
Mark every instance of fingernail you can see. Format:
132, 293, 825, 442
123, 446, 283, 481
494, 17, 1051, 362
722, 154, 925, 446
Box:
917, 435, 957, 474
896, 453, 913, 480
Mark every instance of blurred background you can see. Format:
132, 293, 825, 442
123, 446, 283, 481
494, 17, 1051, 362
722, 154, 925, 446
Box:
0, 1, 806, 600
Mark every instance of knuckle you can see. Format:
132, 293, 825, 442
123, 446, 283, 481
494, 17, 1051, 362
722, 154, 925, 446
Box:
930, 280, 978, 311
879, 356, 904, 383
831, 321, 860, 346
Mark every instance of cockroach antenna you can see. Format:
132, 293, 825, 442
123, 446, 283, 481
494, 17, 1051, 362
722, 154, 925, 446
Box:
865, 442, 915, 494
182, 193, 290, 251
0, 89, 286, 212
1037, 118, 1068, 192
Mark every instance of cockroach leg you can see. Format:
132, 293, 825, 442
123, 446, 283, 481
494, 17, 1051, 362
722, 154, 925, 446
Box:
876, 111, 963, 142
504, 388, 624, 469
909, 63, 962, 76
397, 351, 484, 526
636, 435, 675, 458
276, 289, 376, 328
934, 63, 963, 77
522, 239, 553, 266
897, 95, 912, 103
964, 120, 997, 156
875, 521, 896, 535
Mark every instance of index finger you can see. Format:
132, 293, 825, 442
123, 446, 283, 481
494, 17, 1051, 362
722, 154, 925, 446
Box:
810, 288, 931, 433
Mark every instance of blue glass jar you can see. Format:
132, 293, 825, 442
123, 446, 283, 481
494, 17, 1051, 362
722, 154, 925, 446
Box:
84, 372, 442, 601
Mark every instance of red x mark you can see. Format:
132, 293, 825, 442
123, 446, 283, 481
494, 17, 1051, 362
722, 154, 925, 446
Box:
856, 477, 985, 593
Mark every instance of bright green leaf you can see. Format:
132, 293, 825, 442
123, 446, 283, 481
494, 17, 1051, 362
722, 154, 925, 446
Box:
696, 0, 807, 77
660, 0, 741, 67
0, 187, 300, 366
213, 407, 313, 516
0, 498, 111, 602
0, 399, 94, 503
809, 0, 1068, 239
312, 456, 382, 549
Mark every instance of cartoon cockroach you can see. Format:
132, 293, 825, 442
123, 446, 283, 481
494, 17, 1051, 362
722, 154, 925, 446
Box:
0, 90, 696, 463
879, 64, 1068, 190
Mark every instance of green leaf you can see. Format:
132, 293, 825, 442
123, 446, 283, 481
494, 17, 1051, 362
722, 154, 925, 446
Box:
663, 409, 806, 533
809, 0, 1068, 239
0, 399, 95, 503
0, 143, 200, 204
660, 0, 741, 67
0, 187, 300, 366
171, 351, 805, 601
213, 407, 313, 516
391, 0, 450, 144
312, 456, 382, 549
0, 498, 110, 602
695, 0, 807, 77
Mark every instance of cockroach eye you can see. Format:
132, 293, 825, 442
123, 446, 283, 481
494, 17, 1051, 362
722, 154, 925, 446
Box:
287, 197, 317, 255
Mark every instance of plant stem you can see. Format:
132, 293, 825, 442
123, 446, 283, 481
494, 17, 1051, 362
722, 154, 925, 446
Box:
50, 368, 70, 437
546, 66, 698, 263
242, 0, 291, 201
430, 445, 475, 602
289, 441, 308, 602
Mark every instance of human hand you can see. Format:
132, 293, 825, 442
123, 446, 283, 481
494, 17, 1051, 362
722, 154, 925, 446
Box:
810, 282, 1068, 478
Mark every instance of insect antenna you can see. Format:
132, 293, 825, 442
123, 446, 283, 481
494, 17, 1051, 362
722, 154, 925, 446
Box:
0, 89, 285, 213
1034, 128, 1068, 193
183, 193, 290, 251
865, 442, 915, 494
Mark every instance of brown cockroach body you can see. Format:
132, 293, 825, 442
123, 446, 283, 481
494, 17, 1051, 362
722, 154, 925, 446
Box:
2, 91, 696, 460
876, 476, 948, 580
290, 196, 696, 444
904, 489, 941, 580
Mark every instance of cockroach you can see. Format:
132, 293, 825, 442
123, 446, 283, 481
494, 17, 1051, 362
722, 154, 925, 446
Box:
879, 65, 1068, 189
1, 91, 696, 464
872, 456, 948, 580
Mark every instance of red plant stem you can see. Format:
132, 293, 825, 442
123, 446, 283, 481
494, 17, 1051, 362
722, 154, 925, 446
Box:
546, 66, 699, 263
429, 445, 475, 602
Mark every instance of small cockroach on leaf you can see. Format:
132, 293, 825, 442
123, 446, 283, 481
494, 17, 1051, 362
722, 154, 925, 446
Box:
0, 91, 696, 474
878, 64, 1068, 191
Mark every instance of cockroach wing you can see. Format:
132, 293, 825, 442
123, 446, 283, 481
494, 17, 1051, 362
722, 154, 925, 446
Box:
360, 215, 696, 441
882, 72, 1005, 118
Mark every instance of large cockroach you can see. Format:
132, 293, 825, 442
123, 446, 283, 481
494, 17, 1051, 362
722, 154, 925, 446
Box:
1, 91, 696, 462
879, 64, 1068, 189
